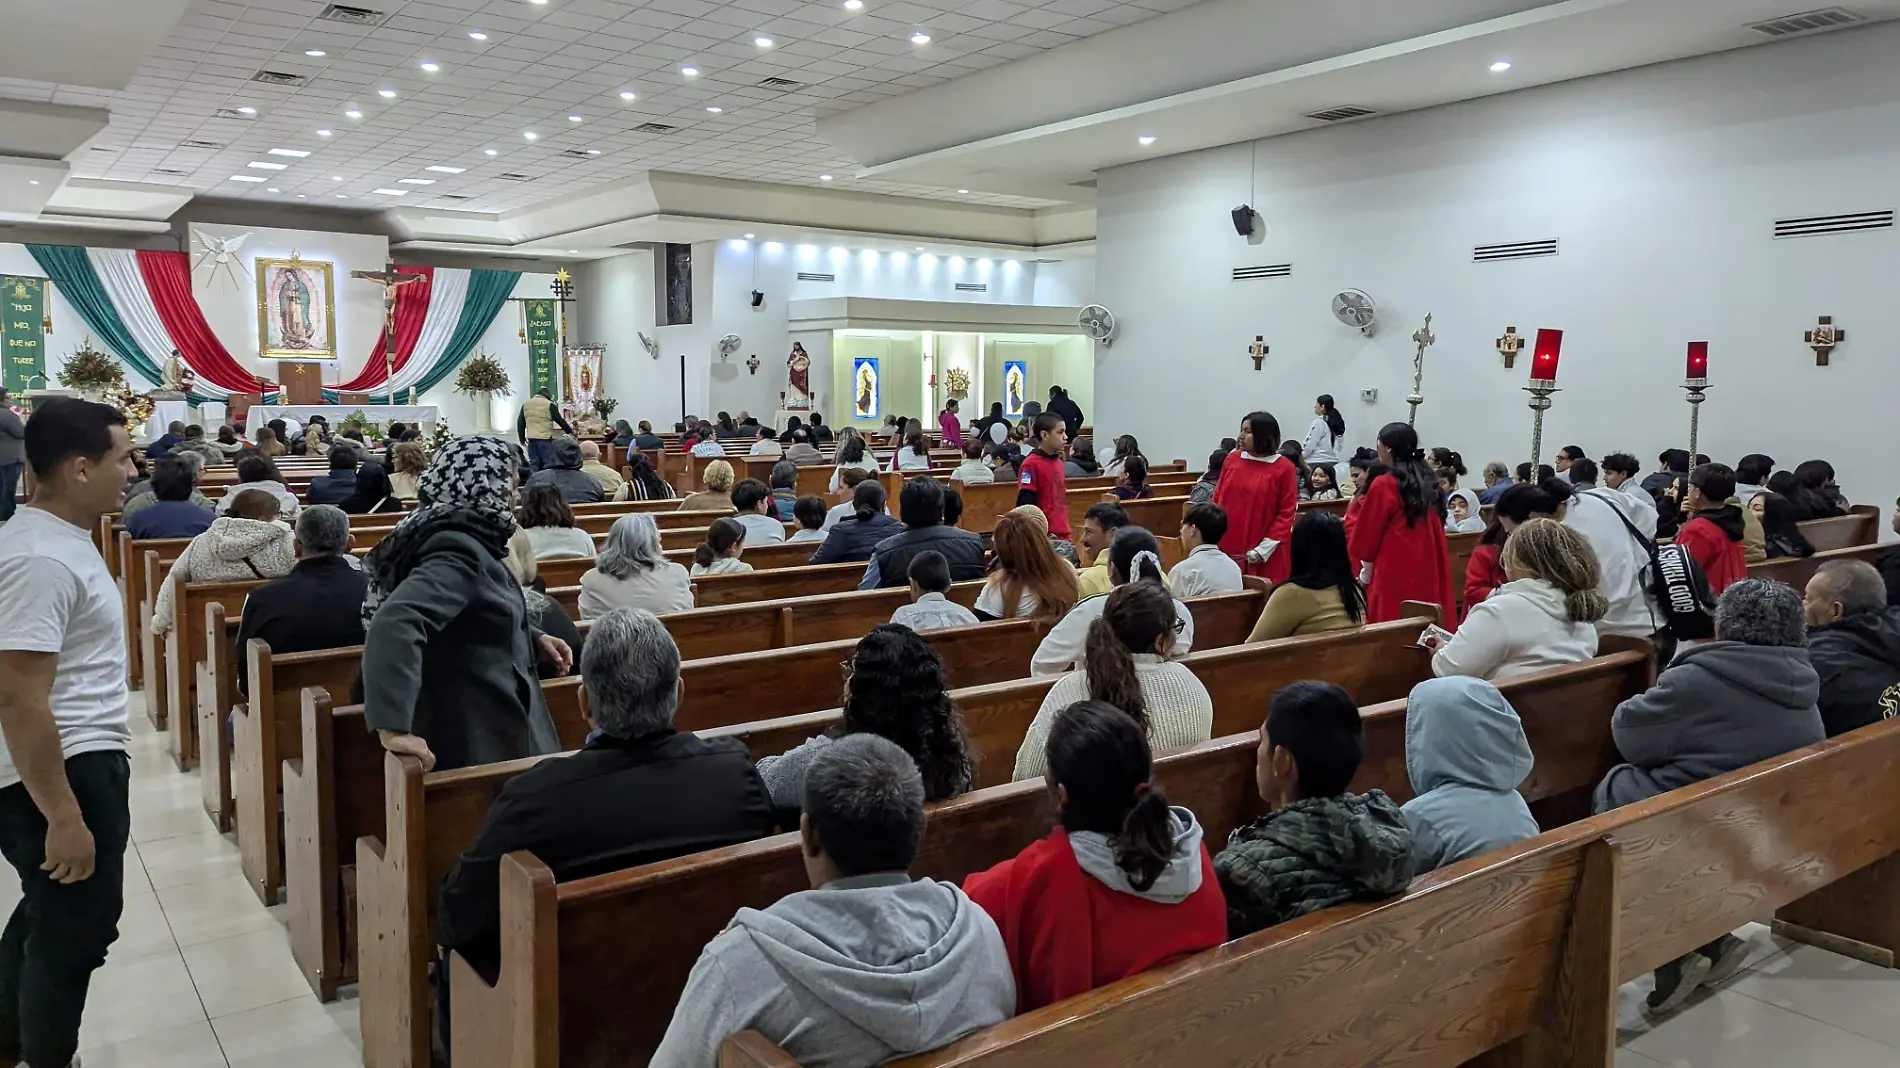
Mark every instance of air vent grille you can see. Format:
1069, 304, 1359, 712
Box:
560, 149, 594, 158
954, 282, 988, 292
319, 4, 385, 25
495, 172, 533, 182
151, 167, 188, 176
179, 139, 224, 149
251, 70, 307, 87
1774, 209, 1893, 238
1747, 7, 1865, 36
633, 122, 676, 134
437, 194, 471, 200
1473, 238, 1558, 262
796, 272, 835, 283
1303, 105, 1377, 123
758, 77, 806, 91
214, 108, 256, 120
1232, 263, 1292, 280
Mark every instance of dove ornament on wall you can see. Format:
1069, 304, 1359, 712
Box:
192, 231, 254, 291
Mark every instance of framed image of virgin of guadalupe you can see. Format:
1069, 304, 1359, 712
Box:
256, 255, 336, 359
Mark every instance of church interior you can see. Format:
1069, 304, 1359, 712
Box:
4, 0, 1900, 1066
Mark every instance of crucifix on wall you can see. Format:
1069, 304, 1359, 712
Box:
1496, 326, 1521, 370
350, 263, 426, 387
1248, 335, 1269, 370
1805, 315, 1845, 366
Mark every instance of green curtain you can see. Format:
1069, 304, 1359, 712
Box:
401, 268, 522, 400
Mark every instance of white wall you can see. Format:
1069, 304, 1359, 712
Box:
575, 250, 674, 428
189, 222, 389, 382
1033, 256, 1095, 308
1093, 23, 1900, 505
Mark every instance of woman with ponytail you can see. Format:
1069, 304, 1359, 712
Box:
1431, 518, 1604, 681
969, 699, 1225, 1010
1212, 411, 1300, 583
1348, 422, 1455, 623
1032, 526, 1198, 675
1015, 583, 1214, 780
808, 478, 903, 564
1301, 394, 1347, 467
689, 517, 751, 575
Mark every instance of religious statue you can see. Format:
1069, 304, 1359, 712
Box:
159, 349, 193, 393
786, 342, 812, 409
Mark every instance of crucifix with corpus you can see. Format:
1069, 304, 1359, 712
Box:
1248, 335, 1269, 370
350, 262, 426, 391
1805, 315, 1845, 367
1496, 326, 1521, 370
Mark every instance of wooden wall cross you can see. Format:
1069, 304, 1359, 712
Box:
1496, 326, 1521, 369
1805, 315, 1845, 366
1248, 336, 1269, 370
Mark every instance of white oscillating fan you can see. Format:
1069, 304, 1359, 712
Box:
1077, 304, 1117, 347
637, 331, 660, 359
717, 333, 743, 359
1331, 290, 1379, 337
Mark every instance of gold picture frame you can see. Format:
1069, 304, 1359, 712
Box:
255, 254, 336, 359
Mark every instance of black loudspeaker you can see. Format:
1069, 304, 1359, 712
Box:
750, 289, 764, 308
1231, 205, 1256, 236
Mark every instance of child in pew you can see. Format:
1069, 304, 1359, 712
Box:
653, 735, 1013, 1068
689, 517, 752, 576
1593, 578, 1825, 1016
889, 551, 980, 632
786, 495, 829, 544
966, 700, 1227, 1012
1214, 681, 1413, 939
1167, 502, 1244, 599
1399, 677, 1539, 874
754, 624, 974, 810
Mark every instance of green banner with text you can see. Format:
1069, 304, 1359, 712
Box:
524, 298, 558, 398
2, 275, 48, 395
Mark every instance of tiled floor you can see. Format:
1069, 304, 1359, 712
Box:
4, 692, 1900, 1067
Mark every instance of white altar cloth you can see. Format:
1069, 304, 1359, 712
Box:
247, 404, 440, 432
144, 400, 191, 444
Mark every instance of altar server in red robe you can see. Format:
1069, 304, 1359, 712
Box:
1348, 422, 1455, 624
1212, 410, 1300, 584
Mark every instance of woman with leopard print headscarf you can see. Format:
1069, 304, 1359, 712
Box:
359, 435, 567, 772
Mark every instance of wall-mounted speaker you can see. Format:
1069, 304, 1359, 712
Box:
1231, 205, 1256, 236
750, 289, 764, 308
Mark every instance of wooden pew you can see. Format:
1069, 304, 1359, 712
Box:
1748, 541, 1890, 590
1797, 504, 1880, 552
162, 578, 259, 770
655, 581, 985, 658
438, 653, 1649, 1067
690, 562, 874, 606
195, 603, 242, 830
136, 545, 193, 726
1447, 529, 1482, 610
122, 533, 193, 700
1112, 495, 1188, 533
954, 482, 1021, 534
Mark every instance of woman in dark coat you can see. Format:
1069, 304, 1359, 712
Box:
359, 436, 565, 772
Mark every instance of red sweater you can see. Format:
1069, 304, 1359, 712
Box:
1676, 514, 1747, 595
964, 829, 1227, 1013
1461, 542, 1506, 624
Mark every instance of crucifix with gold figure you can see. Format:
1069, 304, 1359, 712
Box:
350, 262, 426, 392
1248, 336, 1269, 371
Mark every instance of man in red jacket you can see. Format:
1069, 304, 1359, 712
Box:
1014, 413, 1071, 539
1675, 463, 1747, 596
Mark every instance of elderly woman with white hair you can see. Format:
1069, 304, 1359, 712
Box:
578, 511, 695, 619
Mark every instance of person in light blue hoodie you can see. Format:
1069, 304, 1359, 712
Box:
652, 734, 1014, 1068
1400, 676, 1541, 874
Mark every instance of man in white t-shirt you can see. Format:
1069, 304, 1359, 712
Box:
0, 397, 137, 1068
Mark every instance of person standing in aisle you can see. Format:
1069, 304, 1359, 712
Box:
0, 398, 138, 1068
0, 388, 23, 523
1213, 411, 1300, 584
1015, 413, 1073, 543
516, 388, 574, 472
1299, 394, 1346, 468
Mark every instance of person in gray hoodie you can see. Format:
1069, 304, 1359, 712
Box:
1401, 677, 1541, 873
1594, 577, 1825, 1016
651, 734, 1014, 1068
523, 437, 604, 503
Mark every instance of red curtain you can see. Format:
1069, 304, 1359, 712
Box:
136, 250, 272, 393
332, 265, 434, 391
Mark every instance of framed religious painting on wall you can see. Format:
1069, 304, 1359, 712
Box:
1003, 360, 1027, 417
853, 356, 880, 419
256, 255, 337, 359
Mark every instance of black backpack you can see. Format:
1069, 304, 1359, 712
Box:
1584, 489, 1715, 641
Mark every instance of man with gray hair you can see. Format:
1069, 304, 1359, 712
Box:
654, 734, 1013, 1068
437, 607, 774, 978
577, 439, 626, 498
234, 504, 365, 694
1594, 576, 1824, 1015
1803, 559, 1900, 736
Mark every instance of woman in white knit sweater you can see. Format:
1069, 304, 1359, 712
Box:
151, 488, 297, 635
1430, 517, 1605, 682
1014, 581, 1213, 781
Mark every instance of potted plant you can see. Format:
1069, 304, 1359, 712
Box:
55, 337, 126, 401
452, 352, 511, 433
594, 394, 618, 422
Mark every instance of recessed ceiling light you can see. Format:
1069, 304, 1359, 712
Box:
485, 148, 499, 155
567, 249, 578, 254
297, 193, 306, 198
236, 105, 258, 115
681, 65, 699, 76
268, 147, 310, 157
372, 188, 408, 196
755, 36, 773, 48
1491, 60, 1513, 72
247, 160, 288, 170
305, 49, 326, 57
316, 128, 332, 136
27, 179, 39, 186
744, 232, 755, 239
426, 165, 465, 173
844, 0, 862, 8
529, 0, 547, 5
915, 245, 925, 251
267, 186, 280, 192
619, 89, 636, 101
524, 131, 539, 140
586, 148, 601, 155
344, 108, 362, 118
910, 32, 931, 44
332, 175, 344, 181
1137, 134, 1156, 146
706, 106, 723, 113
819, 174, 832, 181
567, 114, 583, 122
420, 61, 439, 72
230, 175, 266, 183
378, 88, 396, 98
956, 187, 969, 193
398, 177, 435, 184
468, 30, 487, 40
337, 193, 349, 198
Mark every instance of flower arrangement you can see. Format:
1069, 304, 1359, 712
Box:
425, 416, 454, 452
339, 410, 388, 440
943, 367, 972, 397
453, 352, 512, 396
593, 394, 618, 421
55, 337, 126, 395
104, 385, 155, 430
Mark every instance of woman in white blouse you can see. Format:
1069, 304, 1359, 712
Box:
577, 512, 693, 619
827, 430, 880, 493
891, 426, 932, 471
1300, 394, 1346, 467
518, 483, 597, 559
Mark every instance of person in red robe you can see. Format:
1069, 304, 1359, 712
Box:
964, 700, 1227, 1012
1348, 422, 1456, 624
1212, 411, 1300, 584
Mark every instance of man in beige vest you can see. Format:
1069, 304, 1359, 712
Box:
516, 389, 574, 471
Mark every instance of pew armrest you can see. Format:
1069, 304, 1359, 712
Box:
719, 1032, 803, 1068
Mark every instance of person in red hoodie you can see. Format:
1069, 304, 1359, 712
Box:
1461, 484, 1560, 622
1015, 413, 1072, 540
1348, 422, 1456, 624
1674, 462, 1748, 596
1212, 410, 1300, 583
963, 700, 1227, 1012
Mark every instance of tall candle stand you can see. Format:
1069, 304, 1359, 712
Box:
1525, 378, 1559, 475
1684, 376, 1710, 463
